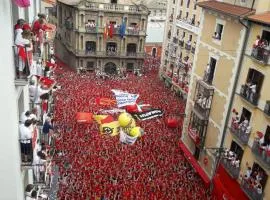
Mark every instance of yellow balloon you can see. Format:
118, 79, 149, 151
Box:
118, 112, 133, 127
129, 126, 143, 137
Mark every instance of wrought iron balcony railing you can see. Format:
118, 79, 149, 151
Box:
241, 178, 264, 200
240, 84, 260, 106
230, 121, 251, 145
251, 46, 270, 65
251, 140, 270, 169
220, 158, 240, 179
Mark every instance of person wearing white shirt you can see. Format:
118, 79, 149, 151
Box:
20, 111, 31, 124
19, 120, 33, 162
29, 82, 36, 102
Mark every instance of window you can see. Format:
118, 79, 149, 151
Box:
111, 0, 117, 3
204, 57, 217, 85
173, 0, 175, 4
187, 0, 190, 8
109, 21, 116, 25
192, 14, 196, 25
185, 12, 189, 19
189, 35, 192, 42
86, 62, 94, 71
246, 68, 264, 94
180, 0, 183, 6
261, 30, 270, 45
263, 126, 270, 146
240, 107, 251, 124
80, 14, 84, 27
194, 0, 197, 9
80, 60, 83, 67
127, 63, 134, 72
183, 31, 186, 37
213, 23, 224, 40
230, 141, 244, 161
251, 163, 268, 190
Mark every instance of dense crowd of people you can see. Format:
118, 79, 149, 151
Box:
51, 59, 213, 199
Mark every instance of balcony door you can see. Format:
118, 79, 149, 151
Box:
246, 68, 264, 95
127, 43, 137, 54
85, 41, 96, 53
104, 62, 117, 74
208, 57, 216, 84
240, 107, 251, 123
230, 141, 243, 161
252, 162, 268, 190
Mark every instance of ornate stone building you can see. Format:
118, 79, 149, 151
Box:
55, 0, 149, 74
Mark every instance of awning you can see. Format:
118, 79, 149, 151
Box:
179, 141, 210, 187
213, 165, 248, 200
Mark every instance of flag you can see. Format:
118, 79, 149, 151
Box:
95, 97, 116, 106
120, 18, 126, 38
109, 23, 114, 38
96, 17, 99, 37
132, 109, 164, 121
103, 24, 108, 40
111, 89, 139, 108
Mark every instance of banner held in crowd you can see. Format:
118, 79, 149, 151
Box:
111, 89, 139, 108
132, 109, 164, 121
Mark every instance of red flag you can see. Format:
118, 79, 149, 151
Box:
103, 24, 108, 40
109, 23, 114, 38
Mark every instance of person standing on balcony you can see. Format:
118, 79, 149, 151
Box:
249, 82, 257, 102
15, 29, 32, 78
19, 119, 33, 162
42, 117, 53, 144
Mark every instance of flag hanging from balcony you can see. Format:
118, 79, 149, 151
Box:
109, 23, 114, 38
120, 18, 126, 38
104, 24, 108, 40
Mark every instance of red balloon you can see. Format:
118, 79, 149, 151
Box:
125, 104, 138, 113
166, 117, 178, 128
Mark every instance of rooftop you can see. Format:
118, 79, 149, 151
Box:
247, 11, 270, 25
197, 0, 255, 18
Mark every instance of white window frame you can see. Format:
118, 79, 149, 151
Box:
212, 18, 226, 45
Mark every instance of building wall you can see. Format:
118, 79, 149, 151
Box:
181, 5, 248, 178
145, 43, 162, 57
0, 1, 32, 199
223, 21, 270, 199
57, 1, 148, 70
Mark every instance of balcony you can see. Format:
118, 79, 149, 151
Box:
188, 125, 201, 146
193, 103, 210, 119
230, 121, 251, 145
127, 28, 139, 35
185, 43, 191, 51
106, 51, 118, 56
13, 46, 31, 83
264, 101, 270, 116
191, 46, 195, 54
85, 26, 97, 33
20, 139, 33, 165
241, 179, 264, 200
251, 46, 270, 65
252, 140, 270, 169
33, 164, 47, 185
240, 84, 260, 106
220, 158, 240, 179
176, 19, 199, 35
76, 50, 96, 56
126, 52, 145, 58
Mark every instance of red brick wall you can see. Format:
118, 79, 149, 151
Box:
145, 44, 162, 58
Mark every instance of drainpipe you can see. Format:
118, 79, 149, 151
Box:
211, 18, 251, 186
